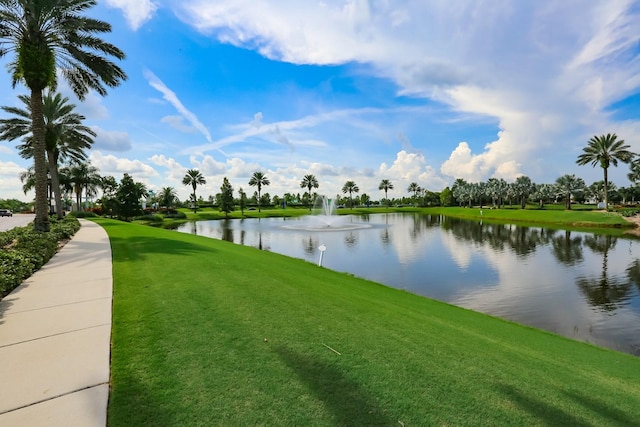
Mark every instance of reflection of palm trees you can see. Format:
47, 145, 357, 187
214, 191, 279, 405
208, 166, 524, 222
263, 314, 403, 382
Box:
551, 230, 583, 265
303, 236, 316, 255
576, 234, 632, 312
626, 259, 640, 293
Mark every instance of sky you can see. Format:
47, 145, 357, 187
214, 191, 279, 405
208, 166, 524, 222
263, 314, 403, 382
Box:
2, 0, 640, 203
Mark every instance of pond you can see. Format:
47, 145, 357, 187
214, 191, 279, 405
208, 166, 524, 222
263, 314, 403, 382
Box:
176, 213, 640, 356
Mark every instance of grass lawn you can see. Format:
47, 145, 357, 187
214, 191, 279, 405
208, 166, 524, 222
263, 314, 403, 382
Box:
100, 218, 640, 426
140, 205, 636, 232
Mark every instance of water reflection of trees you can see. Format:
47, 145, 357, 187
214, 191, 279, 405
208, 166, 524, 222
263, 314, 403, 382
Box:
575, 234, 633, 312
436, 217, 552, 258
551, 231, 583, 265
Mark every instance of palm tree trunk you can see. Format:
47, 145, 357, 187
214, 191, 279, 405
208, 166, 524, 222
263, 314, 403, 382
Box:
47, 151, 64, 219
30, 90, 50, 232
603, 167, 609, 210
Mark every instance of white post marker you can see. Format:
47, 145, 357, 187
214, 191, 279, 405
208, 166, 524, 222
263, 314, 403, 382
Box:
318, 244, 327, 266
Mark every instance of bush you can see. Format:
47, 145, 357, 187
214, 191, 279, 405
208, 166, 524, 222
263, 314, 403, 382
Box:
67, 211, 98, 218
0, 218, 80, 298
133, 214, 163, 222
620, 209, 639, 217
163, 212, 187, 219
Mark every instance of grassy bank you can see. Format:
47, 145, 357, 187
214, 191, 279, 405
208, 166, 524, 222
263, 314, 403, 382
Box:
137, 204, 635, 231
100, 218, 640, 426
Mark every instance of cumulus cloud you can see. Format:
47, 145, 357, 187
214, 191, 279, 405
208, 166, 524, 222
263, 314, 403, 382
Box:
174, 0, 640, 185
189, 155, 227, 176
90, 151, 159, 178
105, 0, 158, 30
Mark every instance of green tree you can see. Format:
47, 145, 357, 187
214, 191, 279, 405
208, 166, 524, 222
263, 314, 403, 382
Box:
407, 182, 421, 205
440, 186, 453, 207
68, 162, 100, 211
300, 174, 319, 210
555, 174, 586, 210
514, 176, 535, 209
219, 177, 234, 217
116, 173, 144, 220
342, 180, 359, 209
0, 92, 95, 219
159, 187, 178, 209
182, 169, 206, 213
0, 0, 126, 231
379, 179, 394, 207
628, 159, 640, 186
100, 175, 118, 216
238, 187, 247, 216
576, 133, 634, 209
248, 171, 270, 212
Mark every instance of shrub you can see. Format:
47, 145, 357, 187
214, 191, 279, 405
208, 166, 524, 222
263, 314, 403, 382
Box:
0, 218, 80, 298
133, 214, 163, 222
67, 211, 98, 218
163, 212, 187, 219
620, 209, 639, 217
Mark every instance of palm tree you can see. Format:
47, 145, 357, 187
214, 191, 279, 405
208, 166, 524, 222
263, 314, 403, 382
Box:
299, 174, 319, 210
628, 159, 640, 185
407, 182, 421, 205
0, 0, 126, 231
342, 180, 359, 209
248, 171, 270, 212
555, 174, 586, 210
182, 169, 206, 213
159, 187, 178, 209
0, 92, 95, 219
68, 162, 100, 211
379, 179, 394, 207
577, 133, 634, 210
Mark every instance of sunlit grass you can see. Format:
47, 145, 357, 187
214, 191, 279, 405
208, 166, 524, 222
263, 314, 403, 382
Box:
100, 218, 640, 426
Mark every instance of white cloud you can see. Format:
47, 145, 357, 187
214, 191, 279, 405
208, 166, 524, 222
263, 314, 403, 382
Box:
90, 151, 159, 178
105, 0, 158, 30
174, 0, 640, 186
144, 70, 213, 144
92, 126, 132, 152
161, 115, 198, 133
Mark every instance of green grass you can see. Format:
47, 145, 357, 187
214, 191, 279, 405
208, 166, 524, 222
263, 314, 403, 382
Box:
419, 206, 633, 228
138, 205, 636, 232
101, 218, 640, 426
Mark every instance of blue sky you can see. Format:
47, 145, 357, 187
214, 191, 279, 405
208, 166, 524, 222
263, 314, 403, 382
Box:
2, 0, 640, 202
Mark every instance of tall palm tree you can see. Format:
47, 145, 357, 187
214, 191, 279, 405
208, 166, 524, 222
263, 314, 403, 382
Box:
0, 0, 126, 231
299, 174, 319, 210
407, 182, 421, 205
379, 179, 394, 207
182, 169, 206, 213
0, 92, 95, 218
248, 171, 270, 212
576, 133, 634, 210
342, 180, 359, 209
68, 162, 100, 211
555, 174, 586, 210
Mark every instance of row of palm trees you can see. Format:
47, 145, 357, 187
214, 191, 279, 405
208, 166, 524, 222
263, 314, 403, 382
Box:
0, 0, 127, 231
1, 92, 97, 219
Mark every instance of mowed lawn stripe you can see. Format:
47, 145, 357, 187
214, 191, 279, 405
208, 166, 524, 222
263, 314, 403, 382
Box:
99, 218, 640, 426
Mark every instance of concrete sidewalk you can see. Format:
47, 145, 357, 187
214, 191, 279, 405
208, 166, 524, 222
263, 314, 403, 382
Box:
0, 219, 113, 426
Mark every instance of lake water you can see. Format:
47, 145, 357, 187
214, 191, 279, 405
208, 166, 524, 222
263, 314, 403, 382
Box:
176, 213, 640, 356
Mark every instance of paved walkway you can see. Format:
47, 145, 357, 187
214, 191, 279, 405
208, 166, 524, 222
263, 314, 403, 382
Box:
0, 219, 113, 426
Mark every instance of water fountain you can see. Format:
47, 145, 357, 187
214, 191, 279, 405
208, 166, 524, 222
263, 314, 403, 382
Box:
281, 195, 372, 231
